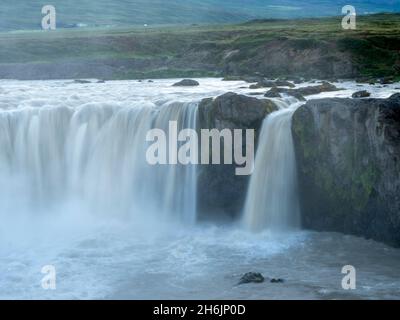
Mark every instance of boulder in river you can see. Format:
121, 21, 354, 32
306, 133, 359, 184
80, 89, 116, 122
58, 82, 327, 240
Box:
292, 93, 400, 246
352, 90, 371, 98
264, 87, 282, 98
270, 278, 285, 283
250, 79, 295, 89
172, 79, 200, 86
238, 272, 265, 285
264, 82, 338, 100
74, 79, 91, 84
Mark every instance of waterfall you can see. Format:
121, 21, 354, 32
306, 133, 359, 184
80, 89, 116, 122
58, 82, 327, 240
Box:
243, 98, 301, 231
0, 100, 198, 224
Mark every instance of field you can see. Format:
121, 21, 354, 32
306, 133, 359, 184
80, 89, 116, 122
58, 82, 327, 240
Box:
0, 13, 399, 80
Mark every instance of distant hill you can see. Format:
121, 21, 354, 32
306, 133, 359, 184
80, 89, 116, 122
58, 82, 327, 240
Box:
0, 0, 399, 31
0, 13, 399, 80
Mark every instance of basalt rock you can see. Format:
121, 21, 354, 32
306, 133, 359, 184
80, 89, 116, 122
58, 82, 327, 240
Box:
250, 79, 295, 89
238, 272, 265, 285
264, 87, 282, 98
172, 79, 200, 86
197, 92, 277, 219
264, 82, 339, 101
292, 93, 400, 246
352, 90, 371, 98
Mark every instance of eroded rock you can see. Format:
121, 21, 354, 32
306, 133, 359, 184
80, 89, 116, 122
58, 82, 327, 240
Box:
292, 93, 400, 246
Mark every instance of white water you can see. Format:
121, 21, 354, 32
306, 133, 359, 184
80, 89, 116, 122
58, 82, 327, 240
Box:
243, 98, 301, 231
0, 78, 399, 299
0, 99, 198, 225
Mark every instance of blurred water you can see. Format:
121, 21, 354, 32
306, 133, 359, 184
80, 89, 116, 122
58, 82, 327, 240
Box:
0, 78, 399, 299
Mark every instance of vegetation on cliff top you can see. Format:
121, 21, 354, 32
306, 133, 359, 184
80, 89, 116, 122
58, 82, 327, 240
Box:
0, 13, 399, 80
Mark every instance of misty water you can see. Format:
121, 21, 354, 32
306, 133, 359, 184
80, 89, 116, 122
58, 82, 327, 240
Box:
0, 78, 399, 299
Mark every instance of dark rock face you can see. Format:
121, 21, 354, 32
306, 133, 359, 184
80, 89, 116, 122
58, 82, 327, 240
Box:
197, 93, 277, 219
238, 272, 265, 285
292, 94, 400, 246
352, 90, 371, 98
173, 79, 200, 86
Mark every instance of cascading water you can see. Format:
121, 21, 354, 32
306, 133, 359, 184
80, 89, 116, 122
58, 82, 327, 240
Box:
0, 100, 198, 224
243, 98, 302, 231
1, 80, 399, 300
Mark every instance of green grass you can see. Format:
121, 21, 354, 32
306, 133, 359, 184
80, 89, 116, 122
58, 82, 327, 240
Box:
0, 13, 399, 79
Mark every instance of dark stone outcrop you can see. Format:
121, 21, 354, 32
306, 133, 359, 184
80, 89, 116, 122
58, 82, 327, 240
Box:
173, 79, 200, 86
74, 79, 91, 84
270, 278, 285, 284
264, 82, 339, 100
238, 272, 265, 285
264, 87, 282, 98
249, 79, 295, 89
294, 81, 340, 96
352, 90, 371, 98
292, 94, 400, 246
197, 92, 277, 219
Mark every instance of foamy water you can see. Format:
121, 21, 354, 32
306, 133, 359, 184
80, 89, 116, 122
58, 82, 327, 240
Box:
0, 78, 399, 299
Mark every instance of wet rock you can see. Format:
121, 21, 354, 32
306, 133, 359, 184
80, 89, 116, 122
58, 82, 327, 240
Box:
172, 79, 200, 86
197, 93, 278, 219
295, 81, 339, 96
264, 87, 306, 101
270, 278, 285, 283
97, 79, 106, 83
379, 77, 395, 85
74, 79, 91, 84
263, 82, 338, 100
286, 91, 306, 101
292, 93, 400, 247
264, 87, 282, 98
238, 272, 265, 285
250, 79, 295, 89
352, 90, 371, 98
148, 80, 154, 83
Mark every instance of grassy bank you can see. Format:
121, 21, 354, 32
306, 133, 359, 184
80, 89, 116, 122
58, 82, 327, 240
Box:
0, 13, 399, 80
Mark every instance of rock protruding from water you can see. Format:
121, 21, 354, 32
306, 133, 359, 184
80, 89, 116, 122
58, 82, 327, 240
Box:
270, 278, 285, 283
352, 90, 371, 98
173, 79, 200, 86
250, 79, 295, 89
292, 93, 400, 247
197, 93, 278, 219
199, 92, 277, 129
238, 272, 265, 285
74, 79, 91, 84
264, 81, 339, 100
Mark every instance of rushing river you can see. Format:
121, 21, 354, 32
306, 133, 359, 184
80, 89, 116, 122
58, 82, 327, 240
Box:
0, 78, 399, 299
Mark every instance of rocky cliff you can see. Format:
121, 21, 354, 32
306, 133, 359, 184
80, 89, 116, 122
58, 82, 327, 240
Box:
197, 92, 277, 220
292, 94, 400, 246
